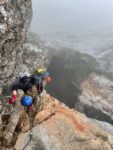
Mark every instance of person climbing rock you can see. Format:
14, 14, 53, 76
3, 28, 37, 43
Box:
30, 68, 52, 95
8, 72, 32, 105
8, 69, 51, 105
8, 72, 34, 114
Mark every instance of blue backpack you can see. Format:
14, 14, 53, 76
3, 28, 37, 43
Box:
21, 95, 33, 107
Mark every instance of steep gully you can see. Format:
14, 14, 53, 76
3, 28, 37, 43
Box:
46, 55, 113, 127
46, 56, 81, 108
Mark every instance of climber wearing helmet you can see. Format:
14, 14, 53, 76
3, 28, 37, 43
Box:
8, 69, 51, 106
8, 72, 32, 105
31, 68, 52, 94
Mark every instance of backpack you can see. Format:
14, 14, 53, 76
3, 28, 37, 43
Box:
30, 74, 41, 85
20, 76, 30, 84
20, 76, 32, 92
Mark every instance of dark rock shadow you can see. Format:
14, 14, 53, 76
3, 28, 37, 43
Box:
46, 56, 81, 108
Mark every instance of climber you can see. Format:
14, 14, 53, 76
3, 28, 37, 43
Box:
30, 68, 52, 95
8, 69, 51, 106
8, 72, 32, 105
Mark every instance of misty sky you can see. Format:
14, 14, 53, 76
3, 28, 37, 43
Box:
30, 0, 113, 34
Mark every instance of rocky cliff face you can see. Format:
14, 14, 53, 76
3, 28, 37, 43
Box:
22, 32, 49, 73
97, 49, 113, 76
75, 73, 113, 125
1, 1, 113, 149
0, 0, 32, 87
0, 91, 113, 150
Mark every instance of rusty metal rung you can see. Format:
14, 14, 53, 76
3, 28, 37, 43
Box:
0, 95, 10, 98
0, 104, 10, 106
1, 112, 12, 115
0, 124, 11, 127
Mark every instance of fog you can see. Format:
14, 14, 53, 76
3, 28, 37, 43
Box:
31, 0, 113, 34
30, 0, 113, 107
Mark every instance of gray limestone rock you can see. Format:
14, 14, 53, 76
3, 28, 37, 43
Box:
22, 32, 49, 73
0, 0, 32, 87
75, 73, 113, 125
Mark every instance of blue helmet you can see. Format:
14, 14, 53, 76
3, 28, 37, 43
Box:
42, 72, 50, 79
21, 95, 33, 107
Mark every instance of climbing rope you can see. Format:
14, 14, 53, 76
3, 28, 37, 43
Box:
22, 107, 33, 150
22, 93, 42, 150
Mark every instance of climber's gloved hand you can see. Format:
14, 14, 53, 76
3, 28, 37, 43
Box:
8, 95, 17, 104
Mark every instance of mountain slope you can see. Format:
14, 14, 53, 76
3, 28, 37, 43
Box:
0, 91, 113, 149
